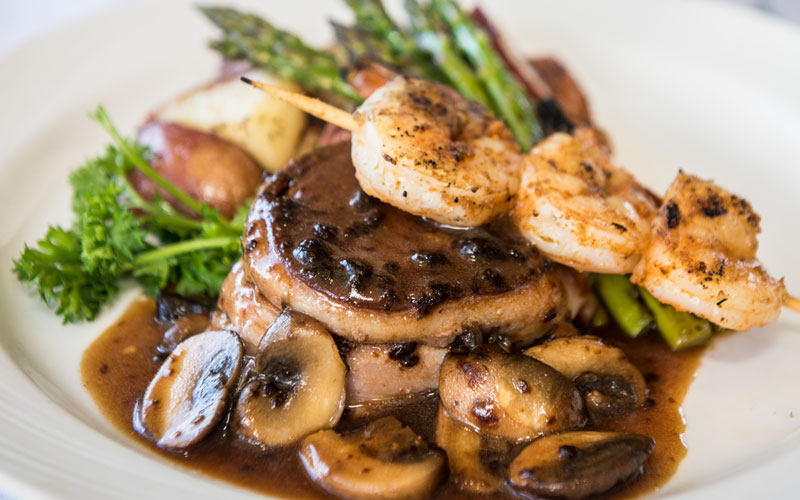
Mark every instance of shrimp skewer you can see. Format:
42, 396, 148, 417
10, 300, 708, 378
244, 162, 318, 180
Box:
631, 172, 789, 331
242, 77, 800, 324
511, 128, 659, 274
242, 75, 522, 227
510, 132, 799, 324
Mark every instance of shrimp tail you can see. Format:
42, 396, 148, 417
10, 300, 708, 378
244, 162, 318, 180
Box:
786, 295, 800, 313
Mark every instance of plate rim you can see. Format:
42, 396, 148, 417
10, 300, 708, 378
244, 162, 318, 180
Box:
1, 1, 799, 499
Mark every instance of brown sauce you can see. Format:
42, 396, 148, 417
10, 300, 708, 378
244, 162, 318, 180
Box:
245, 142, 552, 315
81, 299, 705, 499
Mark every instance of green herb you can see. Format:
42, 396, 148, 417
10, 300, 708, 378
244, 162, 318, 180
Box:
13, 106, 244, 323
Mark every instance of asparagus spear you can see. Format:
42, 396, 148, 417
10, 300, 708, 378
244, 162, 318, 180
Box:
343, 0, 443, 80
209, 36, 246, 61
202, 7, 335, 67
431, 0, 543, 149
404, 0, 491, 107
639, 288, 712, 350
227, 31, 363, 103
594, 274, 653, 338
331, 21, 409, 70
200, 7, 364, 103
202, 7, 338, 66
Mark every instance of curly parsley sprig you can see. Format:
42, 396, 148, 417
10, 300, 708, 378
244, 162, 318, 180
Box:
13, 106, 246, 323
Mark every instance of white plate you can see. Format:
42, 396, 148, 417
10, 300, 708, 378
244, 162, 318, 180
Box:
1, 0, 799, 498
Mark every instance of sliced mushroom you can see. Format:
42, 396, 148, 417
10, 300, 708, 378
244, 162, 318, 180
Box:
533, 321, 580, 346
232, 310, 347, 447
435, 405, 508, 494
439, 345, 586, 442
524, 336, 646, 420
508, 431, 655, 499
136, 330, 243, 450
154, 293, 209, 323
300, 416, 446, 500
155, 313, 211, 356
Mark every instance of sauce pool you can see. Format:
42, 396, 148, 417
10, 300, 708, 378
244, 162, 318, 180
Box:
81, 299, 705, 499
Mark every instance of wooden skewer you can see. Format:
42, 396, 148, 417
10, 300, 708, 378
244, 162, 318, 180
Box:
241, 76, 357, 132
786, 295, 800, 313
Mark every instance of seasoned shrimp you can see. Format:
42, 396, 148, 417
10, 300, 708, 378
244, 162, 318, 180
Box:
351, 76, 522, 226
242, 75, 521, 227
631, 172, 786, 331
511, 128, 658, 273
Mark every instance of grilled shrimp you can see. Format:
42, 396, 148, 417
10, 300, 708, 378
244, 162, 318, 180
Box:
511, 128, 658, 273
631, 172, 786, 331
243, 75, 521, 227
351, 76, 522, 227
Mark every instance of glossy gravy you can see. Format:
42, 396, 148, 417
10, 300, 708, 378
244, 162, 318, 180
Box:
81, 299, 705, 499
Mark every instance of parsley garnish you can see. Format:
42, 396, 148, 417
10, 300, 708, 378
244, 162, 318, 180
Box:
13, 106, 246, 323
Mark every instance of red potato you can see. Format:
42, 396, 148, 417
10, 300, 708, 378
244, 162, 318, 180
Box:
133, 120, 263, 218
530, 57, 593, 127
157, 69, 306, 172
347, 60, 397, 99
